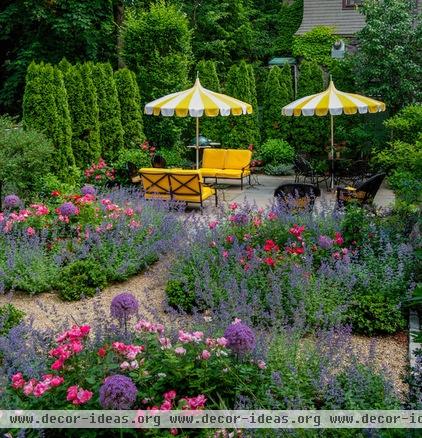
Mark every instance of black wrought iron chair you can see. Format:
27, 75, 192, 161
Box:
274, 183, 321, 212
126, 162, 141, 185
336, 173, 386, 207
294, 156, 329, 190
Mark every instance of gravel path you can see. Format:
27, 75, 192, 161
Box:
0, 259, 408, 398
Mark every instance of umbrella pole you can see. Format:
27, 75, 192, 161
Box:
196, 117, 199, 170
330, 114, 334, 189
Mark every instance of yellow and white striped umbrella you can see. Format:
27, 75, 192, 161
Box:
144, 78, 253, 168
145, 78, 252, 117
282, 80, 386, 117
282, 80, 386, 188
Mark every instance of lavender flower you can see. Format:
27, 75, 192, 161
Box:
4, 194, 21, 209
224, 321, 256, 354
58, 202, 79, 217
81, 185, 97, 196
99, 374, 137, 409
110, 292, 139, 322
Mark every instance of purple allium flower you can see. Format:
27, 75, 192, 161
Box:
4, 194, 21, 209
81, 185, 97, 196
318, 235, 333, 249
110, 292, 139, 321
99, 375, 137, 409
58, 202, 79, 216
224, 321, 256, 354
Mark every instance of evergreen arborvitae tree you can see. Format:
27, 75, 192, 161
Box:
114, 68, 144, 148
263, 64, 294, 141
291, 60, 327, 155
196, 60, 221, 142
23, 62, 76, 182
52, 66, 77, 179
246, 63, 260, 145
222, 61, 259, 149
60, 60, 101, 168
91, 62, 124, 162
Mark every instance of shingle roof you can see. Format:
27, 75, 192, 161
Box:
296, 0, 365, 36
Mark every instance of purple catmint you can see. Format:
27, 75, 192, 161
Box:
99, 374, 137, 409
224, 320, 256, 354
110, 292, 139, 322
58, 202, 79, 217
81, 185, 97, 196
4, 194, 21, 209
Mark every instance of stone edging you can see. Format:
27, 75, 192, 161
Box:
409, 309, 421, 368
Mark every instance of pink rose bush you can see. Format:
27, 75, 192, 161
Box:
7, 316, 267, 414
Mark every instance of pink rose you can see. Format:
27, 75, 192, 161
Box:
216, 337, 228, 347
229, 202, 238, 210
11, 372, 25, 389
33, 383, 48, 398
201, 350, 211, 360
160, 400, 173, 411
26, 227, 36, 237
174, 347, 186, 356
164, 390, 177, 401
257, 360, 266, 370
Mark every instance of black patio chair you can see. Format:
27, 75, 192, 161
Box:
274, 183, 321, 212
336, 173, 386, 207
126, 161, 141, 185
294, 156, 329, 190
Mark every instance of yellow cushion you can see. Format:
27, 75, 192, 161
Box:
215, 169, 251, 178
202, 149, 226, 169
199, 168, 221, 178
224, 149, 252, 170
173, 186, 215, 203
169, 173, 202, 195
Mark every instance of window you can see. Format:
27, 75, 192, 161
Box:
342, 0, 362, 9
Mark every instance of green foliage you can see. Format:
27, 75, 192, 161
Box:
0, 0, 117, 114
114, 68, 144, 148
159, 149, 190, 168
353, 0, 422, 112
262, 65, 293, 141
292, 26, 337, 66
0, 116, 54, 198
57, 259, 108, 301
273, 0, 304, 55
348, 293, 406, 335
122, 1, 192, 149
113, 148, 152, 185
182, 0, 256, 65
0, 304, 25, 336
165, 279, 195, 311
373, 104, 422, 205
384, 104, 422, 144
264, 163, 294, 176
22, 62, 77, 183
221, 61, 260, 148
59, 60, 101, 169
290, 60, 327, 154
258, 139, 295, 166
91, 63, 124, 162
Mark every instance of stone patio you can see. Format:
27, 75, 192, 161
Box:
204, 174, 395, 211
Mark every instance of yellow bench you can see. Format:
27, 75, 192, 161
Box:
200, 148, 252, 190
139, 168, 217, 208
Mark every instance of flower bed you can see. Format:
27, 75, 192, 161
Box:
1, 293, 402, 436
0, 187, 180, 299
166, 203, 416, 335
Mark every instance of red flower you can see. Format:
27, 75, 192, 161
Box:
97, 347, 107, 358
334, 232, 344, 246
289, 224, 305, 238
263, 240, 279, 252
51, 190, 60, 197
263, 257, 276, 267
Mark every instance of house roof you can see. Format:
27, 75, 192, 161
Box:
296, 0, 365, 36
